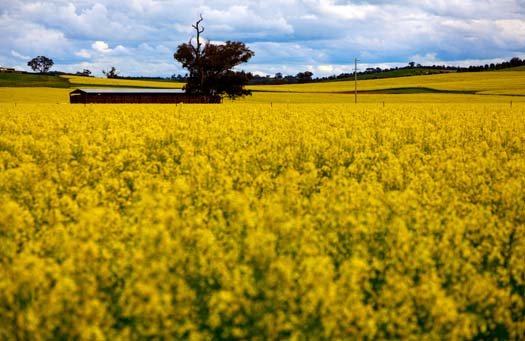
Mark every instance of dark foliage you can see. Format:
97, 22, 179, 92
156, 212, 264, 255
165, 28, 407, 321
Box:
76, 69, 92, 77
174, 16, 254, 99
103, 66, 119, 79
296, 71, 314, 83
27, 56, 54, 73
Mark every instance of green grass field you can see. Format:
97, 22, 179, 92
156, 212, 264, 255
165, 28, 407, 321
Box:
63, 75, 184, 89
332, 67, 455, 81
502, 65, 525, 71
0, 73, 70, 88
0, 73, 184, 89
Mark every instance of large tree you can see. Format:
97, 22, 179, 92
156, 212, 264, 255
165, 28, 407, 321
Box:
174, 16, 254, 99
27, 56, 54, 73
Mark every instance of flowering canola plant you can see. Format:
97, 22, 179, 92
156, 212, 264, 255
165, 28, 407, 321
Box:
0, 102, 524, 339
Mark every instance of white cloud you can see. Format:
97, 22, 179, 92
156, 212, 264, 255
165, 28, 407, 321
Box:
92, 41, 110, 53
202, 4, 295, 38
0, 0, 524, 76
75, 49, 92, 59
495, 19, 525, 45
113, 45, 130, 54
410, 52, 439, 64
310, 0, 380, 20
11, 50, 30, 60
251, 70, 269, 76
318, 64, 334, 73
300, 14, 318, 20
13, 25, 70, 55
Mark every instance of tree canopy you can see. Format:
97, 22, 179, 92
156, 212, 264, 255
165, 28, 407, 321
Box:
76, 69, 92, 77
27, 56, 54, 73
296, 71, 314, 83
103, 66, 119, 79
174, 16, 254, 99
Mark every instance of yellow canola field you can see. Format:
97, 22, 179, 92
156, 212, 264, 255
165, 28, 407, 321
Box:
249, 71, 525, 95
0, 87, 71, 103
2, 87, 525, 105
1, 102, 525, 339
242, 91, 525, 104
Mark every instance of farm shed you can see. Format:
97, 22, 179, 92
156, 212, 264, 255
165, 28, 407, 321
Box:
0, 66, 16, 73
69, 88, 221, 104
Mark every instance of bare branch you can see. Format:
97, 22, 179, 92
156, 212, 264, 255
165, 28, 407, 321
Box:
192, 14, 204, 35
191, 14, 205, 59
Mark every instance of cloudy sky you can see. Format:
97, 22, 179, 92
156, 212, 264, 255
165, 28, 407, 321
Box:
1, 0, 524, 77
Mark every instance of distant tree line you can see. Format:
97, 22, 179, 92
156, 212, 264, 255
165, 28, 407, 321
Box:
246, 56, 525, 85
23, 55, 524, 85
146, 56, 525, 84
456, 57, 525, 72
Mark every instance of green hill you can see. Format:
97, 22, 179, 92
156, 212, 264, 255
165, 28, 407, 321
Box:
0, 72, 186, 89
0, 72, 70, 88
356, 68, 454, 81
501, 65, 525, 71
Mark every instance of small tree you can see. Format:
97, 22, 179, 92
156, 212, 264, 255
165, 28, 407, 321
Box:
27, 56, 54, 73
510, 57, 523, 67
174, 15, 254, 99
103, 66, 119, 78
76, 69, 92, 76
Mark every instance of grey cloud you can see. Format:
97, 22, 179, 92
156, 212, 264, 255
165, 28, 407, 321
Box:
0, 0, 524, 76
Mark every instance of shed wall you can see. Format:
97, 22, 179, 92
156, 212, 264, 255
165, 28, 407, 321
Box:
70, 93, 221, 104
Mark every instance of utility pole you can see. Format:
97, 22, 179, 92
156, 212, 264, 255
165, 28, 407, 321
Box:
354, 58, 360, 104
